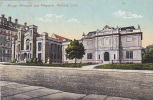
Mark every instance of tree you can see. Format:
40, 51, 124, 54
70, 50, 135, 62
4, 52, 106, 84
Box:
142, 53, 153, 63
149, 48, 153, 54
66, 39, 85, 64
142, 46, 153, 63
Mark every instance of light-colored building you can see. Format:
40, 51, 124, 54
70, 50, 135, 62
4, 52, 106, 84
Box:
62, 25, 143, 64
0, 14, 143, 64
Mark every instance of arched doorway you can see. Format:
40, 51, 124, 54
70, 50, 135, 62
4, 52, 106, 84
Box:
104, 52, 109, 61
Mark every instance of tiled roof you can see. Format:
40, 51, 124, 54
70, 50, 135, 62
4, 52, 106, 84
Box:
0, 32, 17, 37
54, 34, 72, 41
103, 25, 110, 30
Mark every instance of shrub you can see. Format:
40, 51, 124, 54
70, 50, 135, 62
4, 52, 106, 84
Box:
37, 58, 42, 63
29, 58, 33, 63
95, 63, 153, 70
142, 53, 153, 63
12, 59, 17, 63
33, 58, 37, 63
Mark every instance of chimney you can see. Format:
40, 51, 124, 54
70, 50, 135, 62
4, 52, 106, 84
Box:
8, 16, 11, 22
15, 19, 18, 24
1, 14, 4, 18
24, 22, 27, 26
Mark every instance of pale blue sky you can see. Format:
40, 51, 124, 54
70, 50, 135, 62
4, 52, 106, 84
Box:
0, 0, 153, 47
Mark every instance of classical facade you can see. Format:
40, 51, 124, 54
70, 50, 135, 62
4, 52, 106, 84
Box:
62, 25, 143, 64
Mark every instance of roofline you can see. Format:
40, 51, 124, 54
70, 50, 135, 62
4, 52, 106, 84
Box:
82, 32, 142, 40
54, 33, 72, 41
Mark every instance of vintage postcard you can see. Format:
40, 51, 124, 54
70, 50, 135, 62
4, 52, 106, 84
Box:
0, 0, 153, 100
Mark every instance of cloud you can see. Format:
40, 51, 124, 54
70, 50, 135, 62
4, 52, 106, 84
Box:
38, 14, 79, 23
38, 14, 64, 22
66, 18, 80, 23
113, 10, 143, 19
38, 18, 51, 22
45, 14, 64, 19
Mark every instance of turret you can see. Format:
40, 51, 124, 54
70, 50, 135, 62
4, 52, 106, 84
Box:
24, 22, 27, 27
82, 32, 85, 38
15, 19, 18, 24
1, 14, 4, 18
138, 24, 141, 32
8, 16, 11, 22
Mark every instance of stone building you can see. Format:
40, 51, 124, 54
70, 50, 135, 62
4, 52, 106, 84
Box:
62, 25, 143, 64
0, 14, 19, 62
14, 24, 64, 63
0, 14, 69, 63
0, 14, 143, 64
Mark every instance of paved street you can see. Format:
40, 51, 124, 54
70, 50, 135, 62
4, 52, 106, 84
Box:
1, 64, 153, 100
1, 81, 133, 100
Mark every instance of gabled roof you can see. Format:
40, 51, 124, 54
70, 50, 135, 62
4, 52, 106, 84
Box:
103, 25, 110, 30
52, 33, 72, 41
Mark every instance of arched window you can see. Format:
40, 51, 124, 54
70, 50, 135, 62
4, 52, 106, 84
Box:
26, 39, 30, 50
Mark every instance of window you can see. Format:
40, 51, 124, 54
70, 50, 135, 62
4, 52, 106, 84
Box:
38, 42, 41, 51
18, 32, 20, 39
30, 43, 32, 51
113, 38, 116, 45
26, 39, 29, 50
38, 53, 41, 59
8, 50, 9, 54
17, 44, 20, 52
126, 51, 133, 59
30, 30, 32, 37
99, 55, 100, 59
3, 50, 5, 54
54, 54, 56, 59
87, 53, 92, 59
114, 54, 115, 59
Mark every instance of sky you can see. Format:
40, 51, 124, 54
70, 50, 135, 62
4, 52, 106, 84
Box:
0, 0, 153, 47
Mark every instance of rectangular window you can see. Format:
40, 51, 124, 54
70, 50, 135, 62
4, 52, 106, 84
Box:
54, 54, 56, 59
126, 51, 133, 59
87, 53, 92, 59
38, 42, 41, 51
130, 51, 133, 59
99, 55, 100, 59
114, 54, 115, 59
38, 53, 41, 59
30, 43, 32, 51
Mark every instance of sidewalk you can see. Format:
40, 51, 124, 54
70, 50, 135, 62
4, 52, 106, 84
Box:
1, 81, 136, 100
81, 64, 104, 70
